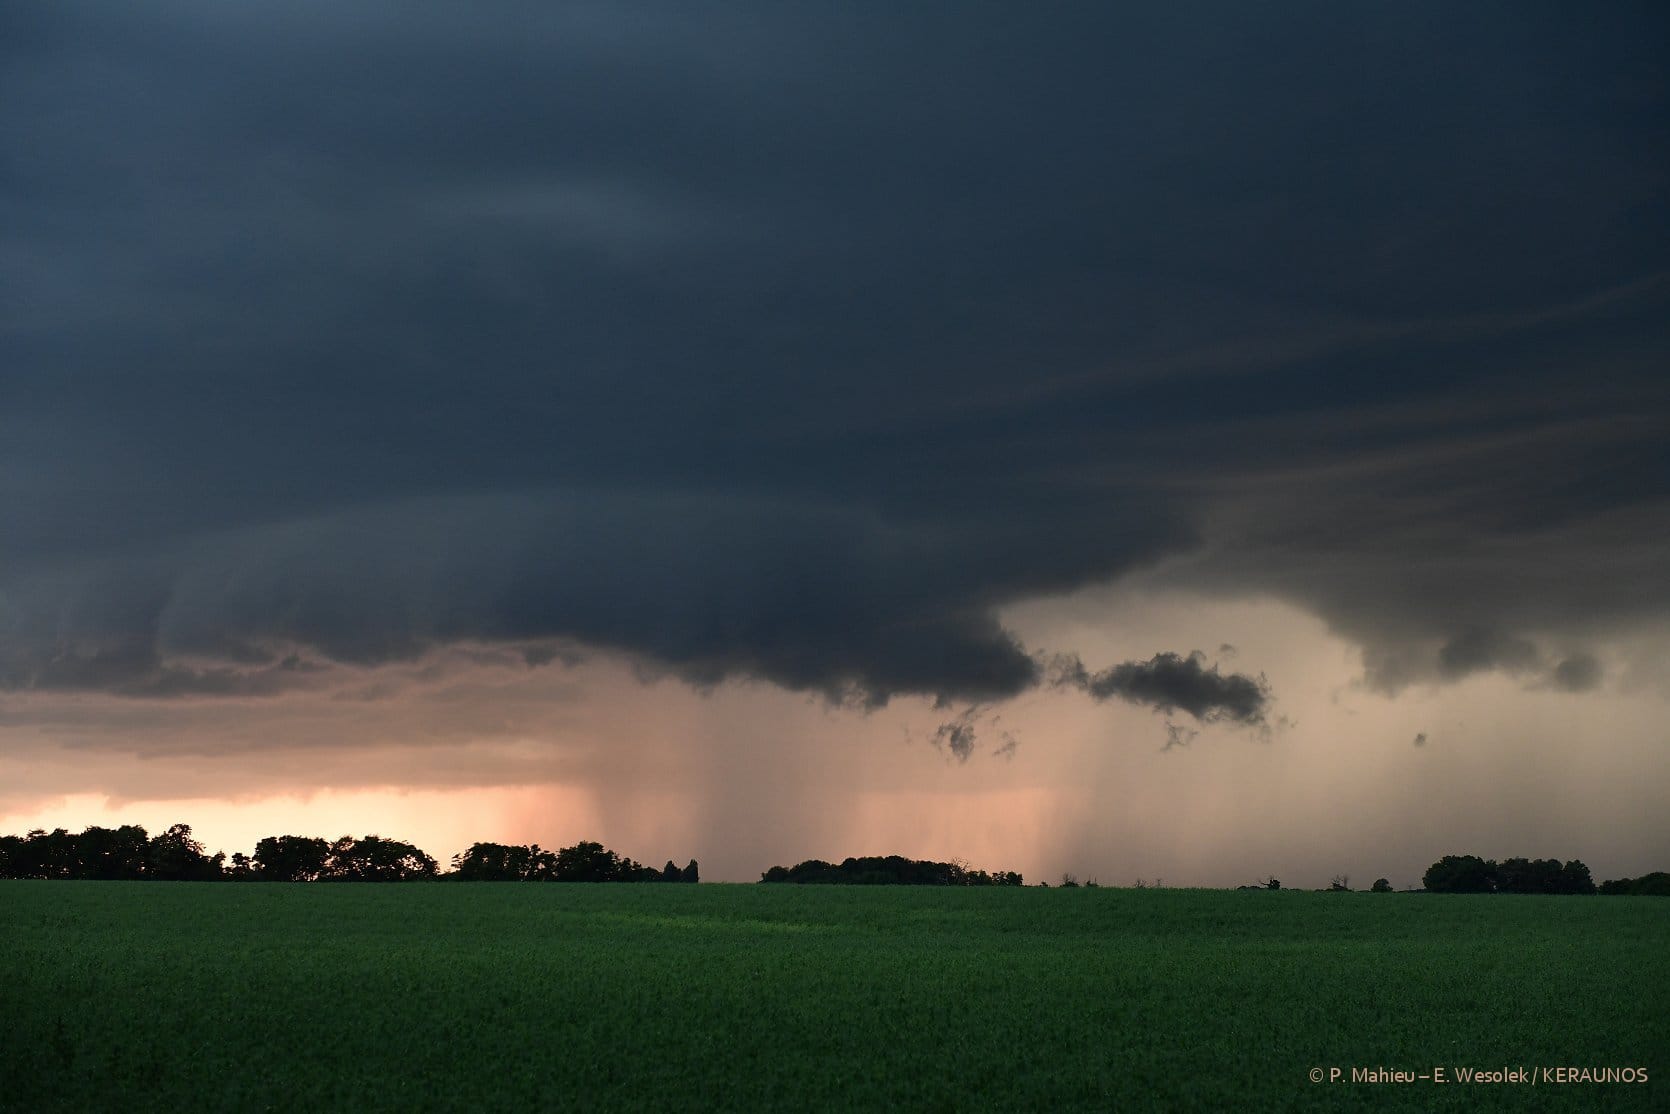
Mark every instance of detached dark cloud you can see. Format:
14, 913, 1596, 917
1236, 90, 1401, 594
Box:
2, 3, 1667, 711
1163, 723, 1201, 751
1058, 652, 1270, 726
931, 707, 982, 764
926, 706, 1023, 763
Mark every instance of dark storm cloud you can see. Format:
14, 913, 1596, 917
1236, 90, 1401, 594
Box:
1064, 652, 1270, 725
3, 2, 1668, 706
0, 493, 1082, 705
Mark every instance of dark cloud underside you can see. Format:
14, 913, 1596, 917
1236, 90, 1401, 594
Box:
2, 2, 1667, 705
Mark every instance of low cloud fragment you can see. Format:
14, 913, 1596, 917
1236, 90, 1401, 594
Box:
1162, 721, 1200, 751
931, 706, 982, 763
926, 706, 1024, 764
1059, 650, 1271, 725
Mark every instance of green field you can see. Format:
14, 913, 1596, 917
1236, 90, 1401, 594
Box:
1, 883, 1663, 1111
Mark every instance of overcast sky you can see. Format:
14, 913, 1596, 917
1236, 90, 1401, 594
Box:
4, 2, 1667, 885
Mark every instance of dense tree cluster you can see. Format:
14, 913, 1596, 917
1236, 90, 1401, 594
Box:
0, 826, 687, 883
759, 855, 1022, 886
448, 841, 697, 883
1422, 855, 1596, 894
1597, 872, 1670, 897
0, 824, 224, 881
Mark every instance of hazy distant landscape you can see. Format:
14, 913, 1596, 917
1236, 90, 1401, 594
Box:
2, 882, 1663, 1111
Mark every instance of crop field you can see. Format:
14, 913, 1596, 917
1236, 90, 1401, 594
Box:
1, 882, 1664, 1111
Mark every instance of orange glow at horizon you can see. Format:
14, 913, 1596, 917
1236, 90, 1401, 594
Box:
0, 785, 604, 870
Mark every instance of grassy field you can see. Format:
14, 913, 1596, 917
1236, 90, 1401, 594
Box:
1, 882, 1664, 1111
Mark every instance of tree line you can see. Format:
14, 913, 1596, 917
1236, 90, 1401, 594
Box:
0, 825, 695, 884
1248, 856, 1663, 895
760, 855, 1023, 886
3, 825, 1663, 893
1241, 857, 1662, 895
1421, 855, 1597, 894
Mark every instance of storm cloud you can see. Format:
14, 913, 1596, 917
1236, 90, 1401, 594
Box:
1061, 652, 1271, 726
3, 2, 1667, 713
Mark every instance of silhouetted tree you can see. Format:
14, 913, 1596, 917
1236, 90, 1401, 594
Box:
323, 835, 436, 881
1423, 854, 1497, 893
680, 859, 699, 884
554, 840, 622, 882
451, 842, 557, 881
1371, 878, 1393, 893
1557, 859, 1595, 895
254, 836, 331, 882
147, 824, 223, 881
23, 828, 75, 878
74, 825, 150, 879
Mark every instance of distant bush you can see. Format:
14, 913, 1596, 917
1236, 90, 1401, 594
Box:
1371, 878, 1392, 893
